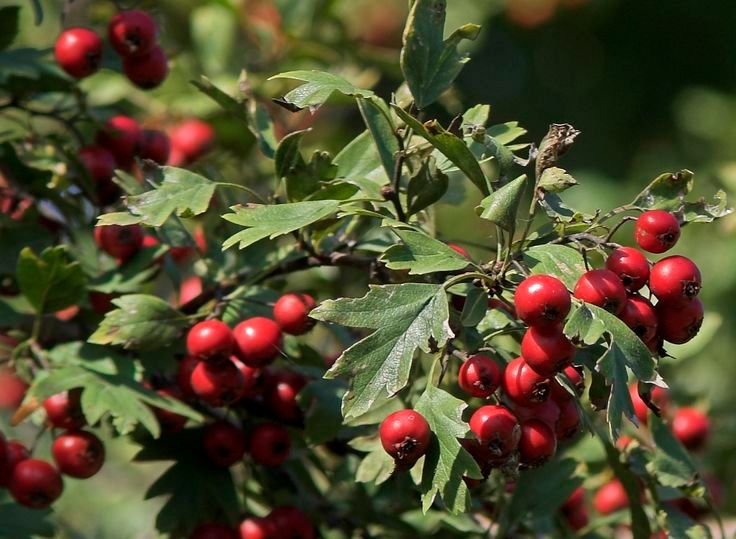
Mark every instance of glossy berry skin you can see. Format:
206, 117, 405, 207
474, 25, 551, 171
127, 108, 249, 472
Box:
268, 507, 314, 539
176, 355, 200, 398
140, 129, 171, 164
574, 269, 627, 314
265, 370, 306, 422
619, 295, 658, 343
9, 459, 63, 508
511, 400, 560, 430
520, 325, 575, 377
273, 293, 316, 335
458, 355, 502, 398
468, 405, 521, 460
555, 398, 581, 440
593, 479, 628, 515
96, 115, 143, 168
189, 523, 238, 539
233, 317, 282, 367
190, 358, 245, 406
656, 298, 704, 344
186, 320, 234, 361
551, 365, 585, 402
514, 275, 571, 328
0, 367, 28, 410
249, 423, 291, 467
94, 224, 144, 260
379, 409, 431, 465
239, 517, 277, 539
562, 486, 585, 513
52, 430, 105, 479
123, 46, 168, 89
0, 440, 30, 487
502, 356, 551, 405
630, 384, 670, 425
204, 421, 246, 467
518, 419, 557, 467
43, 389, 85, 430
169, 120, 215, 165
649, 256, 701, 305
54, 28, 102, 78
605, 247, 650, 292
108, 10, 158, 58
672, 407, 710, 451
635, 210, 681, 253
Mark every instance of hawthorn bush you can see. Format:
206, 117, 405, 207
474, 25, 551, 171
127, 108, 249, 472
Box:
0, 1, 732, 538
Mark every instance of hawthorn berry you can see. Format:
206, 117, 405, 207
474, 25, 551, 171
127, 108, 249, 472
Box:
619, 295, 658, 343
268, 506, 314, 539
514, 274, 571, 328
186, 320, 235, 361
520, 325, 575, 377
460, 438, 495, 478
635, 210, 681, 253
551, 365, 585, 402
518, 419, 557, 467
152, 387, 188, 433
9, 459, 64, 508
555, 398, 581, 440
239, 516, 277, 539
189, 523, 238, 539
511, 400, 560, 430
0, 440, 30, 487
96, 115, 143, 168
379, 409, 431, 465
203, 421, 246, 467
593, 479, 628, 515
574, 269, 627, 314
140, 129, 171, 164
629, 384, 670, 425
180, 275, 204, 305
79, 146, 120, 205
89, 291, 117, 315
265, 370, 307, 422
468, 405, 521, 459
233, 317, 283, 367
43, 389, 85, 430
176, 355, 200, 398
169, 119, 215, 165
649, 255, 701, 305
561, 486, 585, 513
0, 432, 5, 465
249, 423, 291, 467
458, 354, 502, 398
273, 293, 316, 335
672, 407, 710, 451
94, 224, 144, 261
54, 28, 102, 78
231, 356, 259, 399
190, 358, 245, 406
108, 10, 158, 58
656, 297, 704, 344
0, 367, 27, 410
605, 246, 650, 292
562, 505, 589, 531
447, 242, 471, 259
52, 430, 105, 479
502, 356, 551, 405
123, 46, 168, 89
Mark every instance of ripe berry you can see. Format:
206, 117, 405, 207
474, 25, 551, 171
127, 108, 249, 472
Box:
458, 354, 502, 398
152, 387, 188, 433
189, 523, 238, 539
635, 210, 681, 253
502, 356, 551, 405
562, 486, 585, 513
268, 507, 314, 539
108, 10, 158, 58
89, 291, 117, 315
574, 269, 627, 314
619, 295, 658, 343
180, 275, 203, 305
672, 407, 710, 451
123, 46, 168, 89
521, 325, 575, 377
94, 224, 144, 260
265, 370, 307, 422
593, 479, 628, 515
203, 421, 246, 467
555, 398, 581, 440
79, 146, 119, 204
460, 438, 494, 478
649, 256, 701, 305
140, 129, 171, 164
379, 409, 431, 465
551, 365, 585, 401
186, 320, 234, 361
518, 419, 557, 467
176, 355, 200, 398
231, 356, 259, 399
605, 247, 650, 292
468, 405, 521, 460
9, 459, 63, 508
190, 358, 245, 406
514, 275, 571, 328
511, 400, 560, 430
43, 389, 85, 430
273, 293, 316, 335
96, 115, 143, 168
54, 28, 102, 78
169, 120, 215, 165
52, 430, 105, 479
239, 517, 277, 539
630, 384, 669, 425
0, 440, 30, 487
0, 367, 27, 410
447, 243, 471, 259
656, 298, 704, 344
233, 317, 283, 367
562, 506, 589, 531
249, 423, 291, 467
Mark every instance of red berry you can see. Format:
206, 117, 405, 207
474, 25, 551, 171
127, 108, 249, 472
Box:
502, 356, 551, 405
458, 354, 502, 398
521, 325, 575, 377
140, 129, 171, 164
649, 256, 701, 305
630, 384, 670, 425
249, 423, 291, 467
265, 370, 306, 422
574, 269, 627, 314
231, 356, 259, 399
169, 120, 215, 165
43, 389, 85, 430
108, 10, 158, 58
468, 405, 521, 460
635, 210, 681, 253
551, 365, 585, 402
204, 421, 246, 467
96, 115, 143, 168
0, 440, 30, 487
123, 46, 168, 89
239, 517, 277, 539
518, 419, 556, 467
89, 291, 117, 315
79, 145, 120, 205
555, 398, 581, 440
447, 242, 471, 259
593, 479, 628, 515
186, 320, 234, 361
511, 400, 560, 430
51, 430, 105, 479
514, 275, 571, 328
672, 407, 710, 451
273, 293, 316, 335
190, 358, 245, 406
379, 409, 431, 465
619, 295, 658, 343
562, 505, 589, 531
54, 28, 102, 78
94, 224, 144, 260
616, 435, 633, 450
9, 459, 63, 508
190, 523, 238, 539
180, 275, 203, 305
605, 247, 650, 292
460, 438, 494, 478
152, 387, 188, 433
562, 486, 585, 513
176, 355, 200, 398
233, 317, 283, 367
0, 367, 27, 410
268, 507, 314, 539
656, 298, 704, 344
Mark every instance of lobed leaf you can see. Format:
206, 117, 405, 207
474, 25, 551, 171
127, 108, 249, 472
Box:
16, 246, 86, 314
381, 229, 470, 275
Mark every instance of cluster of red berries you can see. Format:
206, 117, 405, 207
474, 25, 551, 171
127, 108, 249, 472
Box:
55, 10, 168, 89
189, 506, 314, 539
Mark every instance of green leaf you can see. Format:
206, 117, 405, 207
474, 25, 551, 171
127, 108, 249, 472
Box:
89, 244, 168, 294
461, 287, 488, 327
632, 170, 693, 210
407, 156, 449, 216
88, 295, 189, 350
400, 0, 480, 109
539, 192, 594, 224
381, 229, 470, 275
270, 70, 375, 111
221, 200, 340, 250
415, 385, 482, 514
659, 505, 711, 539
0, 504, 54, 538
334, 130, 389, 188
251, 99, 277, 158
357, 97, 399, 180
462, 104, 491, 127
476, 175, 527, 230
297, 379, 345, 445
538, 167, 578, 193
681, 189, 732, 223
487, 121, 528, 146
275, 130, 338, 201
522, 244, 586, 290
0, 6, 20, 51
356, 447, 396, 486
16, 246, 86, 313
647, 415, 700, 488
190, 5, 236, 76
192, 76, 251, 126
312, 283, 452, 419
0, 48, 72, 94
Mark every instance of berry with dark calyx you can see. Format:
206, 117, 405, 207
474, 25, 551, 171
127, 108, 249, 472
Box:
447, 242, 471, 259
593, 479, 628, 515
656, 298, 704, 344
189, 523, 238, 539
51, 430, 105, 479
630, 384, 670, 425
54, 28, 102, 78
518, 419, 557, 467
95, 224, 144, 261
140, 129, 171, 164
555, 398, 581, 440
265, 370, 306, 422
521, 325, 576, 377
468, 405, 521, 460
169, 119, 215, 165
379, 409, 431, 466
511, 400, 560, 430
606, 246, 650, 292
186, 320, 234, 361
635, 210, 681, 253
9, 459, 63, 508
514, 274, 571, 328
96, 115, 143, 168
672, 407, 710, 451
239, 516, 277, 539
176, 355, 200, 398
108, 10, 158, 58
0, 440, 30, 487
619, 295, 658, 343
273, 293, 316, 335
190, 358, 245, 406
649, 256, 702, 305
268, 506, 314, 539
574, 269, 627, 314
123, 46, 168, 89
551, 365, 585, 402
203, 421, 246, 467
502, 356, 551, 405
152, 387, 188, 433
458, 354, 502, 398
249, 423, 291, 467
233, 317, 283, 367
43, 389, 85, 430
